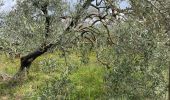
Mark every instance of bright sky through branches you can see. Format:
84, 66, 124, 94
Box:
0, 0, 16, 12
0, 0, 130, 13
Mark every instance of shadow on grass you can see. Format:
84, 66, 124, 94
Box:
0, 71, 29, 98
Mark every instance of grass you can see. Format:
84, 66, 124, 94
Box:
0, 52, 106, 99
69, 64, 105, 99
0, 51, 168, 100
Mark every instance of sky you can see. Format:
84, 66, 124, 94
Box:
0, 0, 130, 13
120, 1, 130, 9
0, 0, 16, 12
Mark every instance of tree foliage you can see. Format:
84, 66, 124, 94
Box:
0, 0, 169, 99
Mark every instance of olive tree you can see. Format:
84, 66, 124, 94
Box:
0, 0, 169, 99
102, 0, 169, 99
0, 0, 94, 72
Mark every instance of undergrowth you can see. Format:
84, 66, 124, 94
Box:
0, 52, 106, 100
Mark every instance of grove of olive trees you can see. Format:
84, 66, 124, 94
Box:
0, 0, 169, 99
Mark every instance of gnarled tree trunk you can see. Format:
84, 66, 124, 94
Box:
19, 43, 54, 71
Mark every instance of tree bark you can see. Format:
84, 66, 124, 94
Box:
19, 43, 54, 71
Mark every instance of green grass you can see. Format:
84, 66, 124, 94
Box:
69, 64, 105, 99
0, 52, 106, 99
